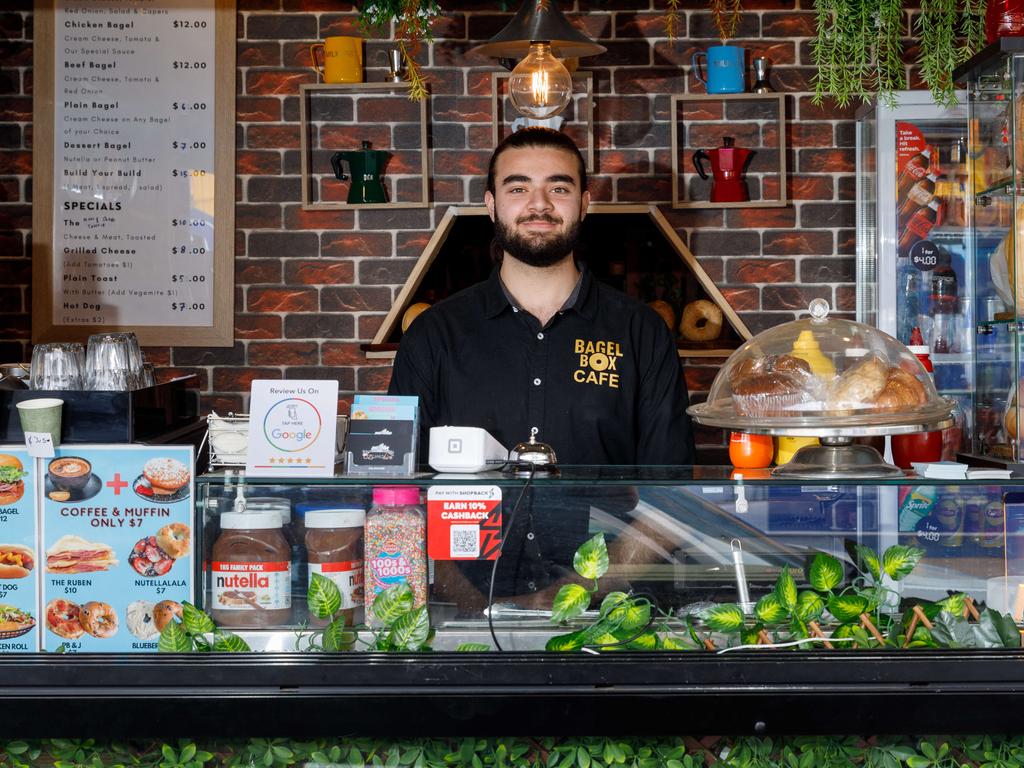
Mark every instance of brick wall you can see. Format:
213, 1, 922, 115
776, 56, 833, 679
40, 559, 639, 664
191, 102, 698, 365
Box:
0, 0, 883, 453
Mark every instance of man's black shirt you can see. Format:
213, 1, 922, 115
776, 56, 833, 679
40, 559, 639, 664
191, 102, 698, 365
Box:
388, 265, 694, 465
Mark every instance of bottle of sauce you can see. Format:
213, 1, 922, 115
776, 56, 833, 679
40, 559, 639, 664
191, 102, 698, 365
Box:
364, 486, 426, 626
776, 330, 833, 464
210, 512, 292, 628
305, 508, 365, 627
891, 329, 943, 469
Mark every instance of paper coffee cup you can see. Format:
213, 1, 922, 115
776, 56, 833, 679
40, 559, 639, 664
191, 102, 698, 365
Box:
16, 398, 64, 447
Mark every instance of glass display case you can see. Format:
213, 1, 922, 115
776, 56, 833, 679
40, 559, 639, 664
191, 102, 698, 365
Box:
957, 39, 1024, 464
855, 92, 972, 456
6, 468, 1024, 737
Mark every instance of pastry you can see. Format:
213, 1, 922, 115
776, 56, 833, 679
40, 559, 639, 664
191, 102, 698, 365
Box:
680, 300, 723, 342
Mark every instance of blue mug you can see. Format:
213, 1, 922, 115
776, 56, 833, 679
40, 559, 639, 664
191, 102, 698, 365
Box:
692, 45, 746, 94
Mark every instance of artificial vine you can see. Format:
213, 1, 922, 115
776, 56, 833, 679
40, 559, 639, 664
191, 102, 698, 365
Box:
812, 0, 987, 107
10, 735, 1024, 768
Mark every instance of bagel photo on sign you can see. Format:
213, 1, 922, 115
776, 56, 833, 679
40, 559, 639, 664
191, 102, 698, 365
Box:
133, 457, 191, 503
0, 454, 27, 506
128, 524, 190, 577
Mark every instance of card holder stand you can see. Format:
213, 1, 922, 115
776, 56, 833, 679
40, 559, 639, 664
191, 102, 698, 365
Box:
344, 417, 418, 476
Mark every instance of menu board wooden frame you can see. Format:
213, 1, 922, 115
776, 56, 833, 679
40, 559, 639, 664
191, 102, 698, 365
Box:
31, 0, 236, 347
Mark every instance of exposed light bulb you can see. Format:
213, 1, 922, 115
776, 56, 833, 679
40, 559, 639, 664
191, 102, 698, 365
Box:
508, 42, 573, 120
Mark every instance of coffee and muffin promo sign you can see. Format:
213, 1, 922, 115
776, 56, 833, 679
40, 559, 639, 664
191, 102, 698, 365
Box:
0, 444, 194, 652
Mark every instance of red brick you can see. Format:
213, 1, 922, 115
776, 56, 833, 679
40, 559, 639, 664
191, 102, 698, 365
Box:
618, 176, 671, 202
236, 204, 283, 230
246, 69, 316, 96
317, 13, 363, 36
725, 207, 797, 228
688, 123, 761, 150
797, 95, 858, 121
763, 230, 833, 255
156, 367, 209, 389
749, 41, 796, 66
320, 232, 392, 259
235, 314, 283, 339
836, 285, 857, 311
237, 97, 282, 123
284, 206, 355, 230
762, 285, 831, 310
720, 287, 760, 312
790, 122, 834, 147
432, 96, 492, 122
246, 13, 316, 39
762, 12, 817, 37
249, 341, 319, 366
247, 124, 301, 150
237, 151, 281, 177
238, 42, 281, 68
0, 150, 29, 174
789, 175, 834, 200
319, 124, 392, 148
356, 96, 423, 123
799, 148, 855, 173
728, 258, 796, 283
322, 342, 367, 366
357, 365, 393, 391
200, 394, 245, 414
321, 286, 392, 312
213, 367, 282, 391
235, 258, 283, 284
618, 12, 685, 38
247, 287, 318, 312
433, 150, 491, 176
359, 314, 386, 340
285, 259, 355, 285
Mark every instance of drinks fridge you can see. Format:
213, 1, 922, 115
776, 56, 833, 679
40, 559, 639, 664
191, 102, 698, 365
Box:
856, 91, 973, 456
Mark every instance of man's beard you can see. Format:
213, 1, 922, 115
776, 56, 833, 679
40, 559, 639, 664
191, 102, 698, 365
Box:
493, 212, 582, 268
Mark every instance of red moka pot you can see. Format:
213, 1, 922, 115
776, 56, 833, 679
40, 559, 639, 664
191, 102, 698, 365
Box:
693, 136, 754, 203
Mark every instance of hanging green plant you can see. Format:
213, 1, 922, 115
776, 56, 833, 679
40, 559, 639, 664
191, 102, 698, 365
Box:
356, 0, 440, 101
812, 0, 986, 107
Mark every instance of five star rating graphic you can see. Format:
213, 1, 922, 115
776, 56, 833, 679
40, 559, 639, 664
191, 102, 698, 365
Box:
267, 457, 315, 464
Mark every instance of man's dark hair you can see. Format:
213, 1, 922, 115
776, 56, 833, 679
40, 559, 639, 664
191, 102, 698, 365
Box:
486, 127, 588, 195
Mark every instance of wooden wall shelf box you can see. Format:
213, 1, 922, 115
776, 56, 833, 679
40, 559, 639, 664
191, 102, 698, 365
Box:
670, 93, 787, 210
299, 82, 430, 211
363, 204, 752, 360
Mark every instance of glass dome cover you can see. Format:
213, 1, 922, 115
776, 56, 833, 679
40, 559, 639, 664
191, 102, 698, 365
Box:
687, 300, 955, 432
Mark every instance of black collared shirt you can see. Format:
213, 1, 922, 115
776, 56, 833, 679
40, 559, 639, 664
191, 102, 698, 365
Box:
389, 265, 694, 466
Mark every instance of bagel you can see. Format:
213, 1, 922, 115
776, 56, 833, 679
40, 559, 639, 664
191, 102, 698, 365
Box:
156, 522, 191, 560
647, 300, 676, 331
80, 601, 118, 639
679, 300, 723, 342
402, 302, 431, 333
45, 598, 83, 639
153, 600, 183, 633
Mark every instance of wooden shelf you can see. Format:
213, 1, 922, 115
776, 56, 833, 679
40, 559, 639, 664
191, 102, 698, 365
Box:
298, 82, 430, 210
670, 92, 788, 210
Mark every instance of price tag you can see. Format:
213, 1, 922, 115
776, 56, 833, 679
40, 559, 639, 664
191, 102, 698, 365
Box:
427, 486, 503, 560
24, 432, 55, 458
910, 241, 946, 272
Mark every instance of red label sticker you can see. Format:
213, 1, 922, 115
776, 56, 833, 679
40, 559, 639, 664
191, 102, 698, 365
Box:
426, 486, 503, 560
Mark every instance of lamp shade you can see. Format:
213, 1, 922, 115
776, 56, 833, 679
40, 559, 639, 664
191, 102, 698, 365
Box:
469, 0, 606, 59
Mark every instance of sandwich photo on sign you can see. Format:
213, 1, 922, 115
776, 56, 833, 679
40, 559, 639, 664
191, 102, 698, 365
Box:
45, 535, 118, 574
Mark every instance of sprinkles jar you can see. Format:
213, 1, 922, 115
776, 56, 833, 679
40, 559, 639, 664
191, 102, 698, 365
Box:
364, 486, 426, 626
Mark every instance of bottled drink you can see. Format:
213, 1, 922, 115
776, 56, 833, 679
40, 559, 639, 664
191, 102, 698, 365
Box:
930, 266, 958, 354
898, 262, 920, 345
897, 200, 941, 257
891, 333, 942, 468
897, 172, 941, 232
935, 495, 964, 549
897, 147, 933, 199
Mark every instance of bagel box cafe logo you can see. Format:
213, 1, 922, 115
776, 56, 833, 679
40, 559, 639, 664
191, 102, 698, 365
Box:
246, 380, 339, 478
573, 338, 623, 389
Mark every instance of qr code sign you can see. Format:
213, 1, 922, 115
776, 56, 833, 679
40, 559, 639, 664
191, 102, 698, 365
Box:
450, 524, 480, 558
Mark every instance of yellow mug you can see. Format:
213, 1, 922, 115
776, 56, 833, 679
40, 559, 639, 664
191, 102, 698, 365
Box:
310, 36, 363, 84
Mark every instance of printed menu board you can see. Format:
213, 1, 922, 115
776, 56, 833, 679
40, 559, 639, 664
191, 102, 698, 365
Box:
0, 450, 39, 653
52, 0, 216, 328
38, 445, 194, 653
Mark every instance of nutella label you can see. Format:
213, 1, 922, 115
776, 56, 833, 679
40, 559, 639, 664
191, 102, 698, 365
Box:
309, 561, 364, 609
212, 560, 290, 611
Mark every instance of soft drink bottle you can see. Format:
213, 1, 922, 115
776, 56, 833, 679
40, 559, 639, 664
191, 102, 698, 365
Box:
930, 266, 958, 354
897, 147, 933, 199
897, 172, 941, 232
897, 200, 941, 257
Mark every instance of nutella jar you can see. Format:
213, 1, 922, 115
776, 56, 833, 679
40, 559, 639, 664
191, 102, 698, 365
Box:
305, 508, 365, 626
210, 512, 292, 628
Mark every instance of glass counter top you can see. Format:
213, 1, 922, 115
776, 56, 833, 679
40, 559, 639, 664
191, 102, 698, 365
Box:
195, 465, 1024, 487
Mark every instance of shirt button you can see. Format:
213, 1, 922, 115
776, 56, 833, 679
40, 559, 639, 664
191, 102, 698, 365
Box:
527, 581, 536, 591
537, 332, 544, 340
513, 307, 519, 313
533, 378, 541, 386
526, 531, 535, 540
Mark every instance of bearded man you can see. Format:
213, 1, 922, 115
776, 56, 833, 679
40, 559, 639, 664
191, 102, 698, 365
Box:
389, 127, 694, 466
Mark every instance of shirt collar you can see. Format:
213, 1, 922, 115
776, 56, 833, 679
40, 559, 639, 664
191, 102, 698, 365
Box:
483, 263, 597, 320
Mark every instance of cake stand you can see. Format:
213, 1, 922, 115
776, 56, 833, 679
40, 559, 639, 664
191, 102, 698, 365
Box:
688, 403, 957, 480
